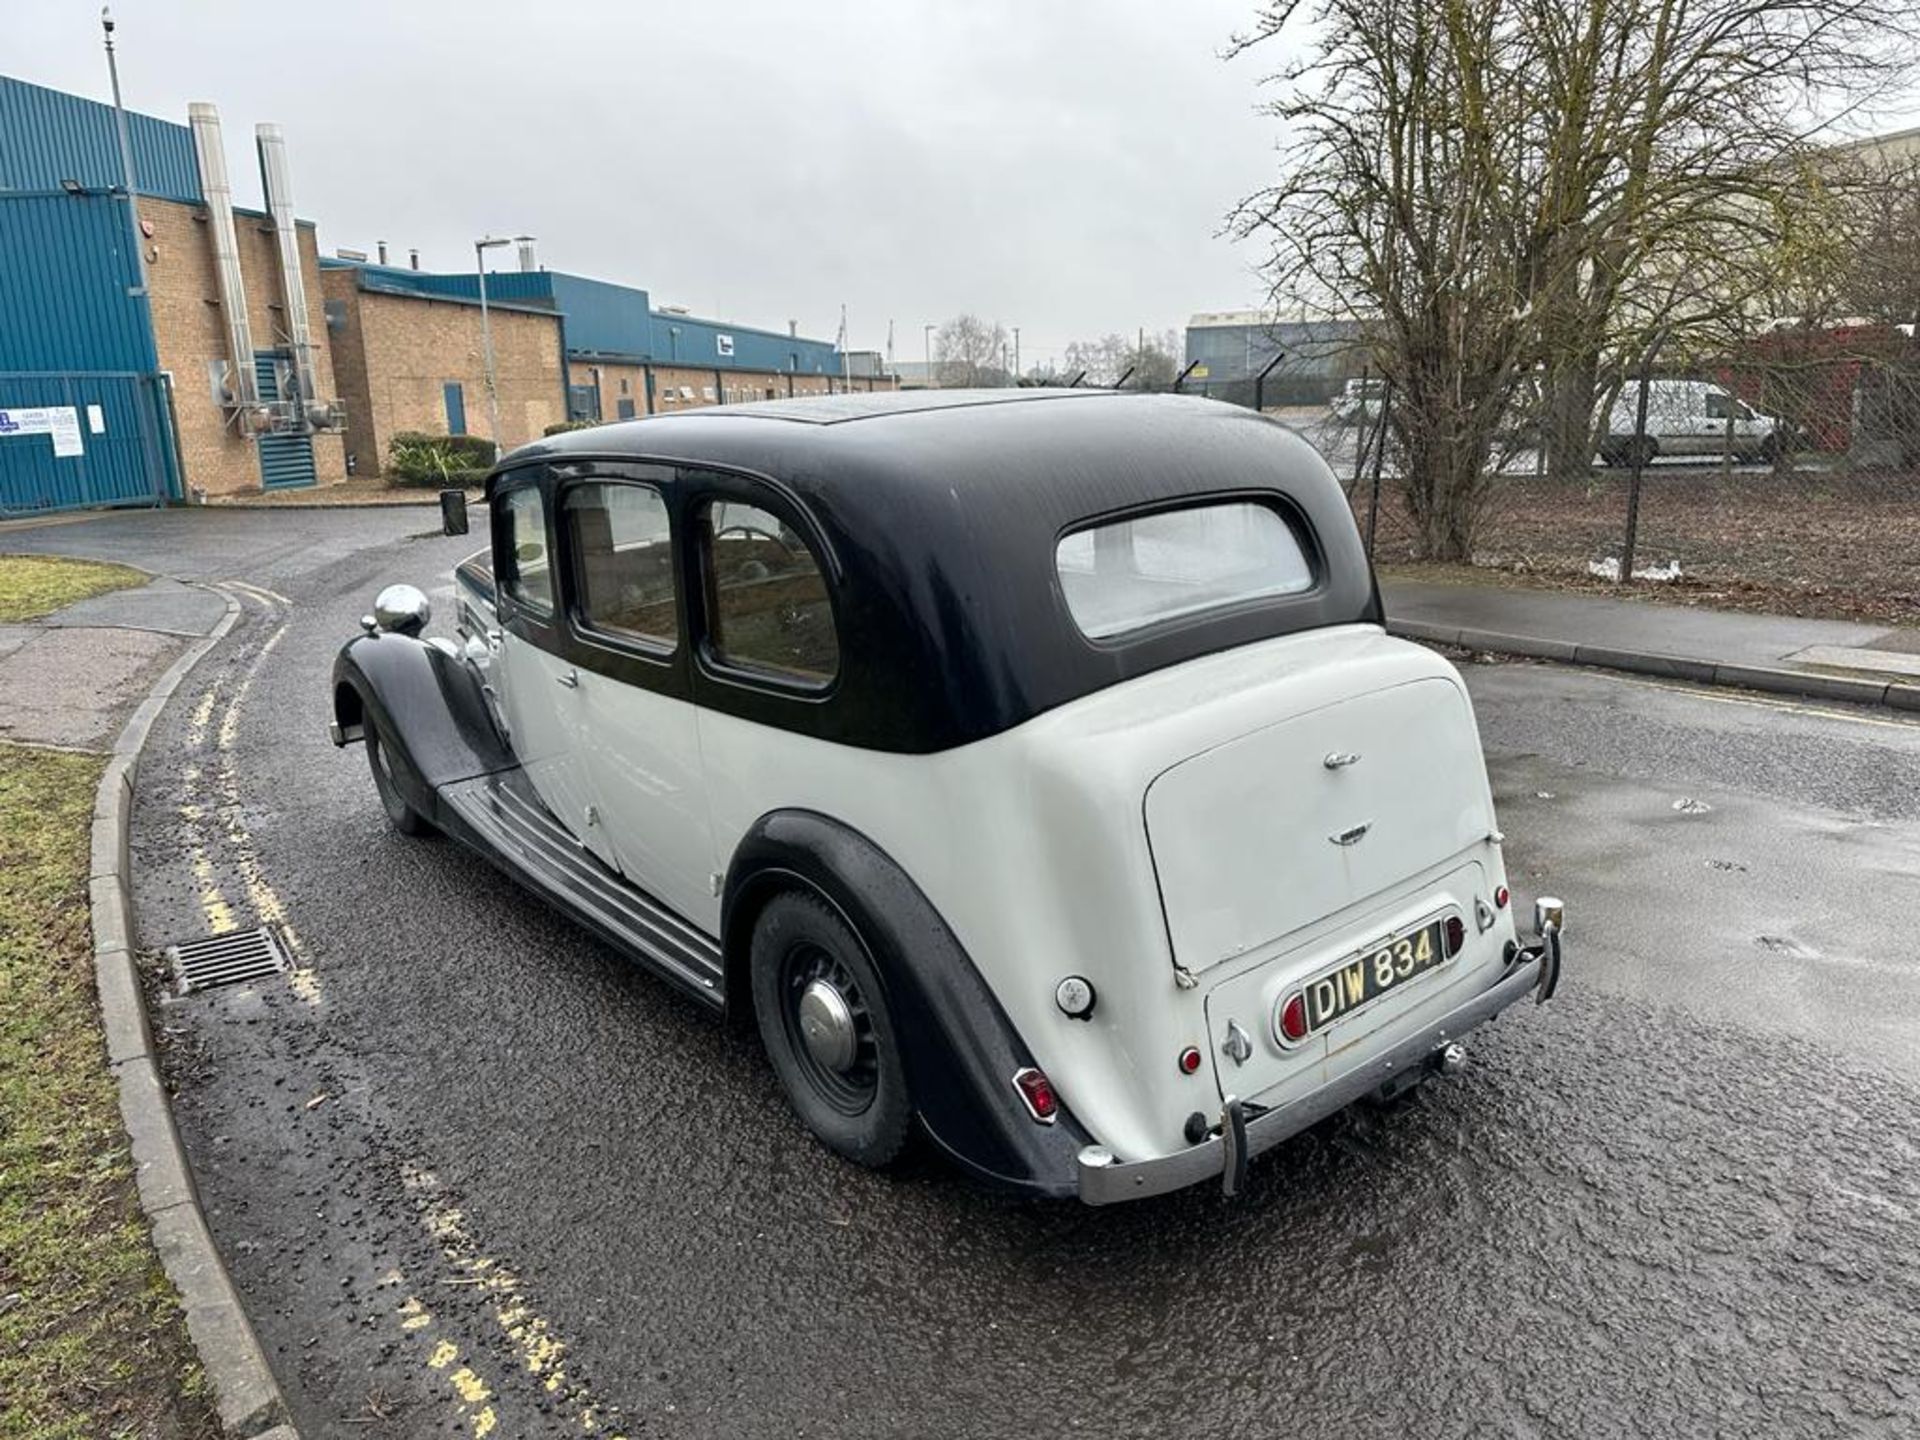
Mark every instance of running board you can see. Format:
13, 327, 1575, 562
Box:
439, 768, 725, 1006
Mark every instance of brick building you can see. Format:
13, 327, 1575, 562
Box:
320, 264, 565, 477
0, 72, 894, 513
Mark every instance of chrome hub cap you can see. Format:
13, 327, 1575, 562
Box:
797, 977, 858, 1074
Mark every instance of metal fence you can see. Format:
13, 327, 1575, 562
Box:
1249, 340, 1920, 624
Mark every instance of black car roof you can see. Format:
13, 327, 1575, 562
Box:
497, 391, 1381, 753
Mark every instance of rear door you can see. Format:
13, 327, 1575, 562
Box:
558, 468, 715, 929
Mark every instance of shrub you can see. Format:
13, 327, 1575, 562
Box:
387, 431, 494, 488
543, 419, 601, 436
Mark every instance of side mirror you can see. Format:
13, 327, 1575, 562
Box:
440, 488, 469, 537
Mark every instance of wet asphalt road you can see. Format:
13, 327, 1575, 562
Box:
13, 508, 1920, 1438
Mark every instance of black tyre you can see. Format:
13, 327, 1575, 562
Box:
1623, 436, 1659, 469
366, 722, 432, 837
750, 891, 911, 1168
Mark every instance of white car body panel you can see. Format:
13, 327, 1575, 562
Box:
678, 622, 1516, 1164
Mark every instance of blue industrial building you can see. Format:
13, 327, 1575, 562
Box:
322, 258, 855, 423
3, 69, 883, 513
0, 75, 197, 512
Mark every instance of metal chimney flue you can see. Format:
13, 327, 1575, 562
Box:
187, 102, 261, 418
517, 239, 537, 273
377, 240, 388, 265
254, 124, 318, 427
409, 248, 419, 271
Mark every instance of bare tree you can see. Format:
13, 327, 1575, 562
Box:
934, 315, 1012, 388
1233, 0, 1533, 560
1232, 0, 1914, 558
1064, 329, 1182, 387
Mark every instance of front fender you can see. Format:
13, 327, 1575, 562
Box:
723, 810, 1091, 1199
330, 632, 514, 821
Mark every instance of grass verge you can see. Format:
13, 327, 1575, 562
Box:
0, 554, 147, 624
0, 743, 217, 1439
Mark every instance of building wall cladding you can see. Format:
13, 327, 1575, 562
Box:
144, 195, 347, 495
0, 192, 157, 371
325, 283, 564, 473
0, 75, 202, 202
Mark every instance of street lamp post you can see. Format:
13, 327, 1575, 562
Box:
474, 234, 532, 455
923, 324, 936, 390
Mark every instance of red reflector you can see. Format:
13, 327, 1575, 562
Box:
1279, 992, 1308, 1043
1494, 885, 1510, 909
1444, 915, 1467, 956
1012, 1067, 1057, 1121
1177, 1046, 1203, 1076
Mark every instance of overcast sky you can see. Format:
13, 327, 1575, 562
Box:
18, 1, 1289, 365
21, 3, 1918, 366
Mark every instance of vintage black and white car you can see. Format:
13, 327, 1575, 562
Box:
329, 390, 1565, 1204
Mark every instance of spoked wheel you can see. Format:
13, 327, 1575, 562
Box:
366, 721, 432, 837
751, 892, 911, 1167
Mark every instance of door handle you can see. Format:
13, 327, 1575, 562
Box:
556, 668, 579, 688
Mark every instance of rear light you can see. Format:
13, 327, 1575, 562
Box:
1177, 1046, 1203, 1076
1444, 915, 1467, 957
1494, 885, 1510, 909
1011, 1067, 1057, 1124
1278, 992, 1308, 1043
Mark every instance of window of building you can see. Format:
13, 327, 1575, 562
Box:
1055, 502, 1313, 640
619, 377, 630, 395
702, 386, 717, 403
498, 485, 553, 613
700, 500, 838, 684
565, 482, 676, 649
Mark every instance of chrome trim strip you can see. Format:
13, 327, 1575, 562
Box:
1079, 953, 1545, 1205
440, 774, 724, 994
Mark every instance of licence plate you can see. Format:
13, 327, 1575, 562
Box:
1300, 918, 1449, 1037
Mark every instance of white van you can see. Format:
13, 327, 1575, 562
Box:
1598, 379, 1783, 466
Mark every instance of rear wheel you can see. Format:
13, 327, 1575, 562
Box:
750, 891, 911, 1167
1622, 436, 1659, 469
366, 722, 432, 837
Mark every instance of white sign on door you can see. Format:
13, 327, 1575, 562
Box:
0, 406, 84, 458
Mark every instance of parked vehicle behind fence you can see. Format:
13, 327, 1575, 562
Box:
329, 389, 1566, 1204
1598, 379, 1784, 467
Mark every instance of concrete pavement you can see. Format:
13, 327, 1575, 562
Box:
1385, 575, 1920, 708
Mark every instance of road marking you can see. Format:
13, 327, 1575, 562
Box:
1609, 672, 1920, 732
397, 1294, 509, 1436
224, 578, 292, 607
400, 1163, 629, 1437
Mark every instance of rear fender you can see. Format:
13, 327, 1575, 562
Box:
722, 810, 1091, 1199
330, 632, 514, 822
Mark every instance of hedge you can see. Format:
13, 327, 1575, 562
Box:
386, 431, 495, 488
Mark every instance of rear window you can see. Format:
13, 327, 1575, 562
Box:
1055, 502, 1314, 640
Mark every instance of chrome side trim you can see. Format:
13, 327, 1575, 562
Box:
1078, 953, 1546, 1205
440, 770, 724, 999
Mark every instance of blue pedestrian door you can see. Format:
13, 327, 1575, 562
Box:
254, 352, 316, 490
443, 382, 467, 435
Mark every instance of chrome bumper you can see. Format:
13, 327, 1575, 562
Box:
1077, 932, 1564, 1206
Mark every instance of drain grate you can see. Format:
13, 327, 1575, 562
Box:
170, 926, 292, 996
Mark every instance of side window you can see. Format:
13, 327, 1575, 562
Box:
700, 500, 839, 684
499, 485, 553, 613
565, 482, 677, 649
1705, 390, 1732, 420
